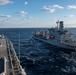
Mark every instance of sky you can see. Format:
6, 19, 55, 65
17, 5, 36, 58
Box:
0, 0, 76, 28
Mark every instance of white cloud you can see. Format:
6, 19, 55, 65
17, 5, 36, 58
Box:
16, 11, 28, 16
25, 2, 28, 5
21, 19, 26, 21
69, 15, 74, 17
41, 5, 64, 13
41, 6, 55, 13
0, 20, 5, 22
0, 0, 14, 5
52, 5, 64, 9
64, 15, 74, 18
0, 14, 11, 17
26, 16, 32, 19
67, 5, 76, 9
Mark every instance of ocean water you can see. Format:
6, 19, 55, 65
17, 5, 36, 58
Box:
0, 28, 76, 75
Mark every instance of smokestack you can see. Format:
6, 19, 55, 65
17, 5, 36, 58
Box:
59, 21, 64, 31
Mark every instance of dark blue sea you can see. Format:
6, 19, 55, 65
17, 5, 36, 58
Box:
0, 28, 76, 75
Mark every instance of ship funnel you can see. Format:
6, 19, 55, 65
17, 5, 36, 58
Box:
59, 21, 64, 31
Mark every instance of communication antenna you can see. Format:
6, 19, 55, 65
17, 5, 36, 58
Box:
56, 20, 59, 28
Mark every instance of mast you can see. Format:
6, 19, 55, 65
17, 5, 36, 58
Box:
56, 20, 59, 29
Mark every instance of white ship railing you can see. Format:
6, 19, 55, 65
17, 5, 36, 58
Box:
10, 41, 27, 75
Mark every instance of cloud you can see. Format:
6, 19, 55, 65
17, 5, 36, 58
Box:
25, 2, 28, 5
20, 19, 26, 21
0, 0, 14, 5
41, 5, 64, 13
52, 5, 64, 9
67, 5, 76, 9
41, 6, 55, 13
64, 15, 74, 18
0, 14, 11, 17
0, 20, 5, 22
26, 16, 32, 19
16, 11, 28, 16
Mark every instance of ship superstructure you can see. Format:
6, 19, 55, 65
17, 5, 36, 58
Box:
0, 35, 26, 75
33, 21, 76, 50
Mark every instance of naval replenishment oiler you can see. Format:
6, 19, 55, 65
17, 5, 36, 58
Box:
0, 35, 26, 75
33, 21, 76, 50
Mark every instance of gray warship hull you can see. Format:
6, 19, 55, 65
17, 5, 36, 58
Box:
34, 36, 76, 51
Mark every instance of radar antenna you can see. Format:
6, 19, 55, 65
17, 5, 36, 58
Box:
56, 20, 59, 29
